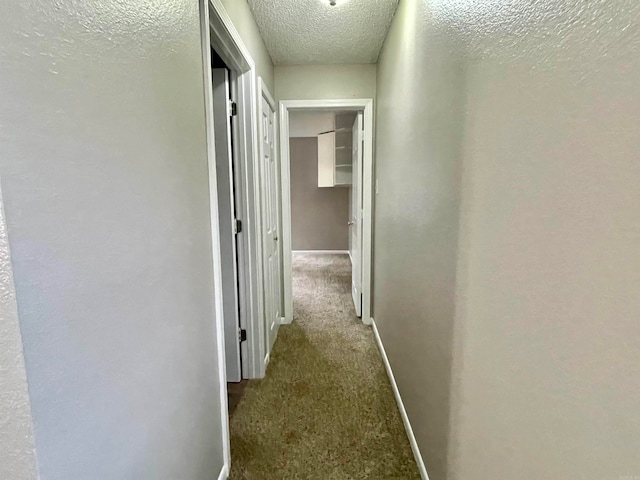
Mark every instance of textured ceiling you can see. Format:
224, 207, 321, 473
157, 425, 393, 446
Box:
246, 0, 400, 65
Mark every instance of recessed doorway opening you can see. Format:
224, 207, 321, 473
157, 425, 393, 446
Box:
279, 99, 374, 325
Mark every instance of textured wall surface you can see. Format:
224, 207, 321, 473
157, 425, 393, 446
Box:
289, 112, 335, 138
275, 64, 376, 101
450, 1, 640, 479
374, 1, 466, 478
247, 0, 398, 65
0, 1, 225, 479
0, 186, 39, 480
219, 0, 274, 92
290, 138, 350, 251
375, 0, 640, 479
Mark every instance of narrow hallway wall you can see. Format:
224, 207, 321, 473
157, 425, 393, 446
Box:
374, 1, 640, 479
373, 1, 466, 478
0, 1, 226, 478
449, 2, 640, 479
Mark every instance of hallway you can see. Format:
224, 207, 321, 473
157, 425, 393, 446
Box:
2, 1, 639, 479
228, 253, 420, 479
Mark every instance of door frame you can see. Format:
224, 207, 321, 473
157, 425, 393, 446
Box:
211, 68, 243, 382
198, 1, 230, 476
350, 111, 364, 317
200, 0, 271, 476
201, 0, 267, 378
279, 99, 374, 325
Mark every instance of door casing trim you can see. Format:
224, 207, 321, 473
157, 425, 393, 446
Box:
206, 0, 266, 381
279, 99, 374, 326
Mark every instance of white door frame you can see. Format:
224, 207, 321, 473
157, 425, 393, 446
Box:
211, 68, 243, 382
200, 0, 270, 476
198, 1, 230, 477
350, 112, 364, 317
202, 0, 267, 377
279, 99, 374, 326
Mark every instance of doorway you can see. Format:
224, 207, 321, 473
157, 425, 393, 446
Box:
210, 49, 244, 383
279, 100, 374, 325
199, 0, 288, 476
202, 0, 277, 386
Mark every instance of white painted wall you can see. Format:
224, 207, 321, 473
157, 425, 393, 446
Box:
0, 1, 225, 479
0, 186, 38, 480
289, 111, 335, 138
275, 64, 376, 101
374, 1, 640, 479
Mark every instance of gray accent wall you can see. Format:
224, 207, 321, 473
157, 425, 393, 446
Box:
0, 1, 225, 479
374, 1, 640, 479
290, 138, 350, 251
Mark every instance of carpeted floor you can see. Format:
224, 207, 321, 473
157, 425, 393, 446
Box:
228, 253, 420, 479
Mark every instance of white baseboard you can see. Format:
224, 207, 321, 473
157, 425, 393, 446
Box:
292, 250, 349, 255
218, 463, 229, 480
371, 318, 430, 480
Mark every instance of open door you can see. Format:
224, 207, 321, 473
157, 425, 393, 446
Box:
350, 112, 364, 317
259, 81, 282, 362
212, 68, 243, 382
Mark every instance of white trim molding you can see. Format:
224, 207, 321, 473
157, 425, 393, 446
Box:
293, 250, 349, 255
371, 318, 430, 480
217, 464, 229, 480
279, 99, 374, 326
199, 0, 230, 472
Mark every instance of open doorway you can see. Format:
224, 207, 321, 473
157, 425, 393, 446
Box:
202, 0, 277, 393
279, 100, 374, 325
287, 111, 361, 314
198, 1, 287, 475
209, 47, 244, 385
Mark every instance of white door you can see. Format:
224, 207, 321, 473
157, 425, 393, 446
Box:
212, 69, 242, 381
260, 88, 281, 360
350, 112, 364, 317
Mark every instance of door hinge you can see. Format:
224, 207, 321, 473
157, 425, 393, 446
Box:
238, 328, 247, 343
229, 100, 237, 117
233, 218, 242, 234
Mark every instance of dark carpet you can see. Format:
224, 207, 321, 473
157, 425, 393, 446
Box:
228, 253, 420, 479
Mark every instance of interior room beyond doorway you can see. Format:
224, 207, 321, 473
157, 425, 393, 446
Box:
287, 109, 364, 317
280, 99, 374, 325
289, 110, 355, 253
